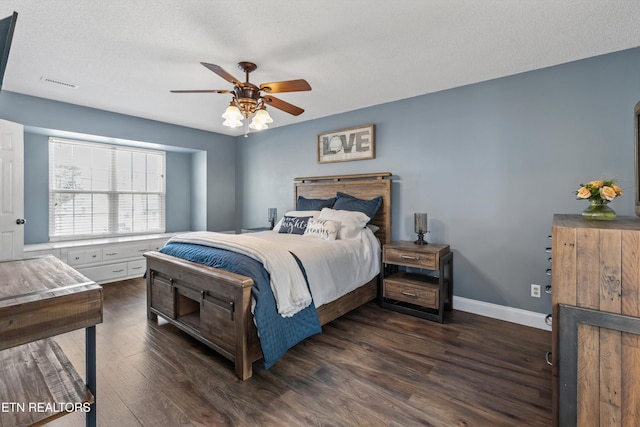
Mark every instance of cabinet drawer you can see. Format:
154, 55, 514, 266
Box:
149, 273, 176, 318
384, 247, 436, 269
85, 248, 102, 264
77, 262, 128, 283
67, 249, 86, 266
127, 259, 146, 276
103, 243, 149, 261
384, 272, 439, 309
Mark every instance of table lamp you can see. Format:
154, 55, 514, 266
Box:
414, 212, 428, 245
268, 208, 277, 230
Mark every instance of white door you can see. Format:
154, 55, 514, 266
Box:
0, 119, 24, 260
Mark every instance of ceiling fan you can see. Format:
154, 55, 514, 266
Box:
171, 61, 311, 130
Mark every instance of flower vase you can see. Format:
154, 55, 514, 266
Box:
582, 200, 616, 221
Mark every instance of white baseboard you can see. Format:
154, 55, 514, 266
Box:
453, 296, 551, 331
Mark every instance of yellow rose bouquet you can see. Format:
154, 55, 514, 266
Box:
575, 178, 622, 220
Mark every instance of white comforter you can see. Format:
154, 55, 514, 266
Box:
168, 228, 380, 315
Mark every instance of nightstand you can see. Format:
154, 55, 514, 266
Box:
381, 241, 453, 323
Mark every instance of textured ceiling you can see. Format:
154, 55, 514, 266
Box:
2, 1, 640, 136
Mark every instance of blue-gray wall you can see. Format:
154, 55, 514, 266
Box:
236, 46, 640, 314
0, 91, 236, 243
3, 45, 640, 315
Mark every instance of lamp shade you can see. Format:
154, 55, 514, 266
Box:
221, 104, 242, 120
249, 118, 268, 130
223, 117, 243, 128
253, 108, 273, 124
222, 104, 243, 128
414, 213, 428, 233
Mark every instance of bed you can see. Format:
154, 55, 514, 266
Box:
144, 172, 392, 380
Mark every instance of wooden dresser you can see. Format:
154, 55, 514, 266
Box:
551, 214, 640, 426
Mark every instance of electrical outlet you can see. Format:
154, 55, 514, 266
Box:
531, 284, 541, 298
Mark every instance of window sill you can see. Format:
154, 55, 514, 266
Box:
25, 232, 187, 252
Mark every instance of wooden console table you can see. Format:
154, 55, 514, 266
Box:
0, 255, 103, 427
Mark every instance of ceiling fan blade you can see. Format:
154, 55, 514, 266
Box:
260, 79, 311, 93
201, 62, 242, 85
263, 95, 305, 116
170, 89, 231, 93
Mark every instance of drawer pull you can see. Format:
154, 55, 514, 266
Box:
545, 314, 552, 326
112, 269, 125, 273
401, 291, 419, 298
131, 266, 143, 270
545, 351, 552, 366
400, 255, 419, 261
105, 252, 118, 256
545, 285, 552, 294
546, 268, 552, 276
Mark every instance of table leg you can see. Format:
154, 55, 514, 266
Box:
86, 326, 96, 427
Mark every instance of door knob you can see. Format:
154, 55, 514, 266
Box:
15, 218, 26, 225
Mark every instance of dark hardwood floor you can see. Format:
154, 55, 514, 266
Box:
47, 278, 552, 426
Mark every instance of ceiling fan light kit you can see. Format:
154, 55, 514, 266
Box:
172, 61, 311, 133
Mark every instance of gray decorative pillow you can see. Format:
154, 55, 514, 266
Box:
278, 215, 311, 235
333, 192, 382, 221
297, 196, 336, 211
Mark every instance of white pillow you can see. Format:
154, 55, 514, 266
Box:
303, 218, 341, 241
273, 210, 321, 232
318, 208, 370, 240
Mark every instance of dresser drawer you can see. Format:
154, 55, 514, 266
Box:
384, 247, 437, 269
384, 272, 439, 309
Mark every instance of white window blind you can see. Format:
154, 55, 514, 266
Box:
49, 138, 166, 240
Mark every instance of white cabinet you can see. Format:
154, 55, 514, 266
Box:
24, 234, 179, 285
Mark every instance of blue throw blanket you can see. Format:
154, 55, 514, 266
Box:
159, 242, 322, 369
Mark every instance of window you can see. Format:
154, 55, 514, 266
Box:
49, 138, 166, 240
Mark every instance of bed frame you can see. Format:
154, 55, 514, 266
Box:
145, 172, 392, 380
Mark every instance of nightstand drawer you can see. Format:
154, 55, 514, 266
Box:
384, 247, 437, 269
384, 272, 439, 309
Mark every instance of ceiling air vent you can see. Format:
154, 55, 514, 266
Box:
40, 76, 79, 89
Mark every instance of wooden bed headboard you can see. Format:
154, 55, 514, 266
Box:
294, 172, 392, 244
